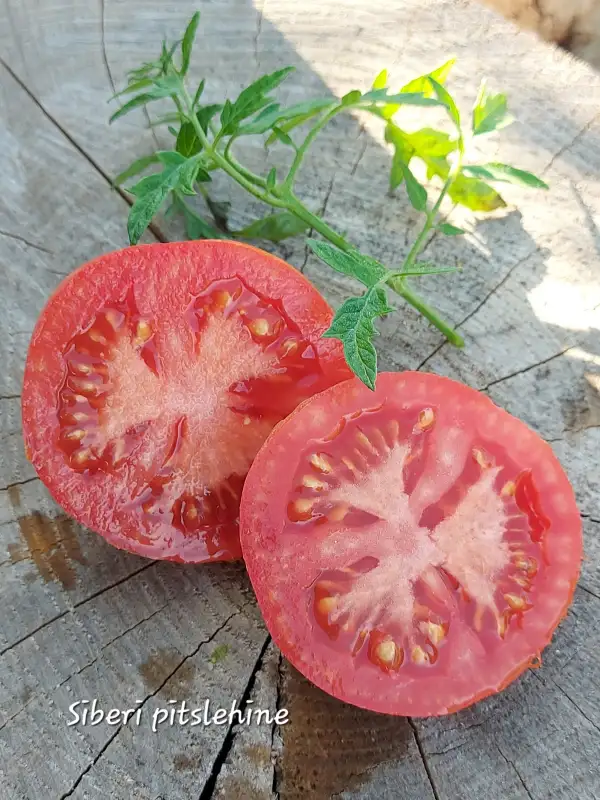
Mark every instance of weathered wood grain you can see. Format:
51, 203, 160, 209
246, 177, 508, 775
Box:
0, 0, 599, 797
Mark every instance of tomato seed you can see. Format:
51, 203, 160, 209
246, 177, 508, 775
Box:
309, 453, 332, 473
417, 407, 435, 430
302, 475, 326, 491
134, 320, 152, 344
356, 430, 378, 456
249, 318, 270, 337
420, 620, 446, 645
501, 480, 516, 497
505, 593, 527, 611
65, 429, 86, 441
411, 645, 429, 665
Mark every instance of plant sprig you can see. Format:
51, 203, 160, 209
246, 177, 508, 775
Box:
110, 11, 547, 389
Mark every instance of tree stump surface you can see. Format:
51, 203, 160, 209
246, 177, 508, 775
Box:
0, 0, 598, 797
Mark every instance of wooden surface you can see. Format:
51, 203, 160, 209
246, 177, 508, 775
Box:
0, 0, 599, 797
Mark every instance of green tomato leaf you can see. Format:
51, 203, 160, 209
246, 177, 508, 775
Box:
128, 186, 169, 244
156, 151, 186, 166
472, 80, 513, 136
385, 123, 415, 190
438, 222, 466, 236
127, 173, 166, 197
271, 126, 296, 148
462, 163, 549, 189
406, 127, 457, 159
324, 287, 393, 390
372, 69, 388, 90
306, 240, 388, 286
192, 79, 206, 110
109, 78, 180, 123
342, 89, 362, 106
399, 162, 428, 211
264, 99, 333, 144
176, 122, 201, 158
222, 67, 295, 134
448, 174, 506, 212
237, 103, 282, 135
180, 11, 200, 76
175, 104, 222, 157
428, 77, 460, 130
266, 167, 277, 191
109, 78, 154, 100
234, 212, 308, 242
127, 156, 212, 242
113, 154, 160, 186
401, 57, 456, 96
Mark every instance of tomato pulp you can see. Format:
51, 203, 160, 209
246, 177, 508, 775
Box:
22, 241, 350, 562
240, 372, 582, 716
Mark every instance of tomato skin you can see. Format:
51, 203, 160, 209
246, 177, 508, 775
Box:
22, 241, 351, 563
240, 372, 582, 716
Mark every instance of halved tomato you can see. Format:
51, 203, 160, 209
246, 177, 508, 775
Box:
22, 241, 350, 563
240, 372, 582, 716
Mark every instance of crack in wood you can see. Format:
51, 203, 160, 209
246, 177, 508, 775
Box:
0, 596, 171, 733
0, 229, 53, 255
495, 741, 534, 800
480, 347, 573, 391
542, 111, 600, 175
0, 56, 167, 244
59, 605, 251, 799
0, 559, 155, 657
417, 247, 540, 371
0, 476, 39, 494
577, 584, 600, 603
271, 646, 283, 798
408, 719, 441, 800
534, 671, 600, 736
198, 631, 271, 800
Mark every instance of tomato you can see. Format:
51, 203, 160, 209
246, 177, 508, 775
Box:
22, 241, 350, 563
240, 372, 582, 716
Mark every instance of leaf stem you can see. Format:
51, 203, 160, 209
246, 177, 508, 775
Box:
178, 86, 287, 209
179, 77, 462, 345
283, 102, 341, 189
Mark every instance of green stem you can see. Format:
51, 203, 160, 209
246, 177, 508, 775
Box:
388, 276, 464, 347
285, 194, 350, 251
178, 87, 287, 209
178, 80, 462, 345
387, 139, 466, 346
283, 102, 341, 189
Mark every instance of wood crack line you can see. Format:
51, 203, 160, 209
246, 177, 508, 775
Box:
0, 56, 166, 244
542, 110, 600, 175
408, 718, 441, 800
0, 599, 169, 733
495, 742, 534, 800
417, 247, 539, 371
199, 631, 271, 800
0, 476, 39, 494
0, 560, 156, 657
533, 671, 600, 736
480, 346, 573, 391
0, 229, 52, 254
271, 647, 283, 797
60, 604, 251, 799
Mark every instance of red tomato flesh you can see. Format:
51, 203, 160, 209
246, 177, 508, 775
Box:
22, 241, 350, 563
240, 372, 582, 716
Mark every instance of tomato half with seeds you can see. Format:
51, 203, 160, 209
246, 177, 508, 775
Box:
240, 372, 582, 716
22, 241, 350, 563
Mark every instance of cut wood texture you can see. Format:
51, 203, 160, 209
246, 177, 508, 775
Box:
0, 0, 599, 797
